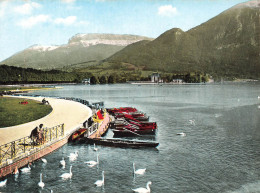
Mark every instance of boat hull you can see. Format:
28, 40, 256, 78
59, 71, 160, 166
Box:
83, 138, 159, 148
113, 129, 156, 137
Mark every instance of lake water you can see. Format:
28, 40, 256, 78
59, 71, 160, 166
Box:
1, 82, 260, 193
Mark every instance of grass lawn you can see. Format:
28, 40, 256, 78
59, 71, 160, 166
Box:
0, 97, 52, 128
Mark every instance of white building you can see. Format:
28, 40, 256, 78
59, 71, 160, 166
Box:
82, 78, 90, 84
151, 72, 161, 83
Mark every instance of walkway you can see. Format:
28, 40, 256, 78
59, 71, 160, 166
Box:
0, 96, 92, 145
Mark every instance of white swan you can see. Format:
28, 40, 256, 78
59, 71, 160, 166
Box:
177, 132, 186, 136
189, 119, 195, 125
132, 181, 152, 193
0, 179, 7, 187
60, 157, 66, 168
41, 158, 47, 164
38, 173, 45, 188
85, 154, 99, 167
133, 162, 146, 175
60, 165, 72, 179
93, 143, 98, 151
94, 171, 104, 187
68, 151, 78, 161
21, 164, 31, 173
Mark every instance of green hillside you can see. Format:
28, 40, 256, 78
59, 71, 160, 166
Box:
101, 2, 260, 80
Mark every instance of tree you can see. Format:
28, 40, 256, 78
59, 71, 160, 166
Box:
90, 76, 99, 84
108, 75, 116, 84
99, 75, 107, 84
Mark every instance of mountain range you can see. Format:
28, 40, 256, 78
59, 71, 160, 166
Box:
104, 0, 260, 79
1, 0, 260, 79
1, 34, 153, 70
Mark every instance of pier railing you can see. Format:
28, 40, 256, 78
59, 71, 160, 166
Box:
0, 124, 64, 165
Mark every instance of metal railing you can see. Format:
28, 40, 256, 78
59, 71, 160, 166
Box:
0, 124, 64, 165
85, 123, 98, 137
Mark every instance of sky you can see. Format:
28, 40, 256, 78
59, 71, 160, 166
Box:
0, 0, 248, 61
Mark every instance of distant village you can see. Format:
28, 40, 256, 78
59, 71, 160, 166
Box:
82, 72, 211, 85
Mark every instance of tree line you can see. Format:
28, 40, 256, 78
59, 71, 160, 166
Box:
0, 64, 209, 85
0, 65, 90, 84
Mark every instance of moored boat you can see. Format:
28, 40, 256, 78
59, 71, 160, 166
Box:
69, 128, 87, 141
84, 138, 159, 148
112, 128, 156, 137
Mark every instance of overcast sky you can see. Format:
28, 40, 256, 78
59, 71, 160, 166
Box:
0, 0, 247, 61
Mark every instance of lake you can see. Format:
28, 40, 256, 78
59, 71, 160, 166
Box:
1, 82, 260, 193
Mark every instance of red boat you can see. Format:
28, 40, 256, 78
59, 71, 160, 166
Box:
115, 113, 149, 122
115, 122, 157, 130
69, 128, 87, 141
106, 107, 137, 114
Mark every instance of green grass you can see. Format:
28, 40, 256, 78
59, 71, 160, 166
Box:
0, 97, 52, 128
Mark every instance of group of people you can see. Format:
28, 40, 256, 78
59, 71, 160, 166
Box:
30, 123, 46, 145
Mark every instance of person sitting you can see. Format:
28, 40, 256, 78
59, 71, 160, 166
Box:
42, 98, 49, 105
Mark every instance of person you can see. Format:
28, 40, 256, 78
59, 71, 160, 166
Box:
30, 126, 39, 145
42, 98, 49, 105
38, 124, 45, 144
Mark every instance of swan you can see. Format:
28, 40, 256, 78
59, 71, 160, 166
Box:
133, 162, 146, 175
60, 157, 66, 168
93, 143, 98, 151
68, 151, 78, 161
41, 158, 47, 164
189, 119, 195, 125
85, 154, 99, 167
132, 181, 152, 193
21, 164, 31, 173
177, 132, 186, 136
38, 173, 45, 188
94, 171, 104, 187
60, 165, 72, 179
0, 179, 7, 187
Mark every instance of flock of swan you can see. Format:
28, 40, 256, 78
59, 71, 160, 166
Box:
0, 142, 152, 192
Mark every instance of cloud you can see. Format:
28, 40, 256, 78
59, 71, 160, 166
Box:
14, 2, 41, 15
158, 5, 178, 17
54, 16, 77, 25
61, 0, 76, 3
17, 14, 50, 28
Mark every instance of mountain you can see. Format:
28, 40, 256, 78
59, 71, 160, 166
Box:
105, 0, 260, 79
1, 34, 153, 70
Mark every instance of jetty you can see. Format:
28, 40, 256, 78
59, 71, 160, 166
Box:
0, 96, 110, 178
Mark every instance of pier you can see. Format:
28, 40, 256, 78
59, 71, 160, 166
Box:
0, 96, 93, 178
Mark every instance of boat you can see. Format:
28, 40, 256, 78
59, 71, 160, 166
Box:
69, 128, 87, 141
112, 128, 157, 137
106, 107, 138, 114
84, 138, 159, 148
115, 113, 149, 121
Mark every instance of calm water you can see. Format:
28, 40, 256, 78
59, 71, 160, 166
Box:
1, 82, 260, 193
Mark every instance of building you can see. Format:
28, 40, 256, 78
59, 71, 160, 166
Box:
172, 79, 183, 83
151, 72, 161, 83
82, 78, 90, 84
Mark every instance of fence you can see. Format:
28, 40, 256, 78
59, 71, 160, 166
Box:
0, 124, 64, 165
